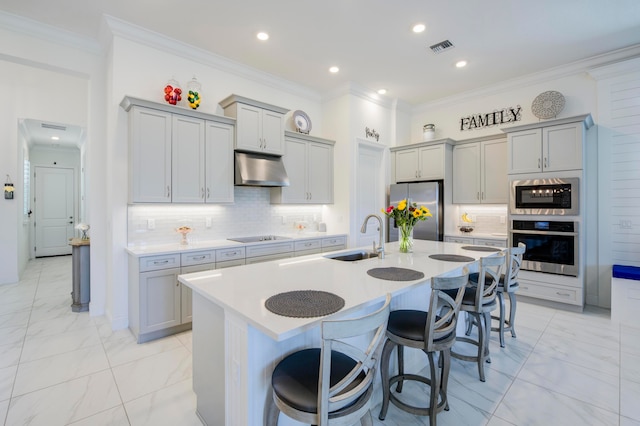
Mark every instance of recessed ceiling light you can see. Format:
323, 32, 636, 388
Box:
51, 136, 60, 140
412, 24, 426, 33
377, 89, 387, 95
456, 60, 468, 68
329, 66, 339, 73
256, 32, 269, 41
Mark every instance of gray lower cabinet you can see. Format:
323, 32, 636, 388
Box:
139, 267, 182, 335
129, 235, 347, 342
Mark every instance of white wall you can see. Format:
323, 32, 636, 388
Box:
410, 73, 598, 143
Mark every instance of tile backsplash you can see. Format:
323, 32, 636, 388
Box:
452, 204, 509, 235
128, 187, 324, 246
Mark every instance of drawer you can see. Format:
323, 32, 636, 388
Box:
295, 239, 321, 252
139, 253, 181, 272
245, 242, 294, 258
181, 250, 216, 266
296, 248, 323, 256
518, 280, 582, 305
444, 236, 473, 244
215, 247, 246, 262
322, 236, 347, 248
474, 238, 506, 248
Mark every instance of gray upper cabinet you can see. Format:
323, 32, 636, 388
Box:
128, 106, 172, 203
121, 96, 235, 204
219, 94, 288, 156
452, 138, 507, 204
271, 132, 335, 204
502, 114, 594, 175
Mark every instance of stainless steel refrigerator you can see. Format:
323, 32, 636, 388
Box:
388, 181, 444, 242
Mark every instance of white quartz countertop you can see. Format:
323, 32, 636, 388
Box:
125, 232, 346, 257
179, 240, 503, 342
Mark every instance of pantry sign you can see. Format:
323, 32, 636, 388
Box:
460, 106, 522, 131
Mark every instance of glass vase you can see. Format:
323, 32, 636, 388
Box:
399, 223, 414, 253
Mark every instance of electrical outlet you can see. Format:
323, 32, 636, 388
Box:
500, 216, 506, 224
621, 220, 633, 229
205, 217, 212, 228
147, 219, 155, 230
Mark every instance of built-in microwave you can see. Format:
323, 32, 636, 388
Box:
510, 177, 579, 216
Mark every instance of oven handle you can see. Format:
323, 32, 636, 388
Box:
510, 229, 578, 237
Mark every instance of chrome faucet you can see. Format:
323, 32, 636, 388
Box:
360, 214, 385, 259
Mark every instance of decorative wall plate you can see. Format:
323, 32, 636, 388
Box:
531, 91, 565, 119
293, 110, 312, 134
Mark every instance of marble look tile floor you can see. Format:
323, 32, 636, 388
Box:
1, 255, 638, 425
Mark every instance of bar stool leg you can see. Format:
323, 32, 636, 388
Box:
476, 312, 486, 382
427, 351, 439, 426
507, 291, 518, 338
498, 291, 506, 347
378, 339, 394, 421
440, 350, 451, 411
396, 345, 405, 392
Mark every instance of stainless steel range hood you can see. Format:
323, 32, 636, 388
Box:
234, 151, 290, 187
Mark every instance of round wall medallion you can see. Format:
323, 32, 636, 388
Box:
531, 91, 565, 119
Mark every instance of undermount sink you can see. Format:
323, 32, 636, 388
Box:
325, 250, 379, 262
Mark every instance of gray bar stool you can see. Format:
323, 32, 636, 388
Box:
266, 294, 391, 426
468, 243, 526, 347
378, 269, 469, 426
451, 253, 504, 382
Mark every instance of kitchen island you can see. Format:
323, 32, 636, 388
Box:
179, 240, 499, 426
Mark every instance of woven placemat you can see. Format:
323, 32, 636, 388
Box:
367, 267, 425, 281
461, 245, 502, 252
265, 290, 345, 318
429, 254, 475, 262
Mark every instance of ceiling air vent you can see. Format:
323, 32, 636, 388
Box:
429, 40, 454, 54
41, 123, 67, 131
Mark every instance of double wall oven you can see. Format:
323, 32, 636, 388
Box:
510, 177, 580, 277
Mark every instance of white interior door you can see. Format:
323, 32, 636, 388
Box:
355, 141, 386, 248
35, 167, 74, 257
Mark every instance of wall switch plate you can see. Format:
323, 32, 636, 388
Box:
205, 217, 212, 228
147, 219, 155, 230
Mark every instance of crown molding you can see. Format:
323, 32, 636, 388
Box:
102, 15, 322, 103
413, 44, 640, 113
0, 11, 101, 55
588, 55, 640, 80
322, 81, 394, 109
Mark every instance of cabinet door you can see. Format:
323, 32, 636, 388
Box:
543, 123, 583, 172
205, 121, 234, 203
139, 268, 181, 334
181, 263, 216, 324
130, 107, 172, 202
508, 129, 542, 174
279, 138, 308, 203
172, 115, 206, 203
418, 145, 444, 180
453, 143, 481, 203
307, 142, 333, 203
235, 103, 262, 151
261, 110, 284, 155
481, 139, 508, 203
394, 149, 419, 182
